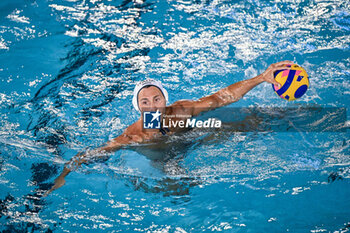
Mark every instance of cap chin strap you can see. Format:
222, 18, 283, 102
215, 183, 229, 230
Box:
132, 79, 168, 112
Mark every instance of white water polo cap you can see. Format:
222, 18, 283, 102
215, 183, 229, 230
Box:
132, 78, 169, 112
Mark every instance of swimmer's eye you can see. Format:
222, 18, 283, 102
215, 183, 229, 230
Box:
155, 97, 161, 102
141, 100, 149, 105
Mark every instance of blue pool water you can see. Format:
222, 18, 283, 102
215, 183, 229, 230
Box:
0, 0, 349, 232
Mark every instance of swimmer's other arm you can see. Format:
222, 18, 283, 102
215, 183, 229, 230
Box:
45, 131, 136, 196
173, 61, 294, 116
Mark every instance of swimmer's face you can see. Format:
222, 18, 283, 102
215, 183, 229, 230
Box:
138, 86, 166, 113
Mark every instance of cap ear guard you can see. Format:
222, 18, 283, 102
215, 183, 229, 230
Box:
132, 93, 140, 112
161, 88, 168, 107
132, 79, 168, 112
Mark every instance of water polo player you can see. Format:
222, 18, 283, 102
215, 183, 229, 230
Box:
45, 60, 294, 196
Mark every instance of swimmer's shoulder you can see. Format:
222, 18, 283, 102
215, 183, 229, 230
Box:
125, 119, 142, 133
121, 119, 145, 143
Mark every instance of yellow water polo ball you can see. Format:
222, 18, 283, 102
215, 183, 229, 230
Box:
273, 64, 309, 101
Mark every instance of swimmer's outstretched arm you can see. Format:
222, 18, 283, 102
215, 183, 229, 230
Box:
44, 132, 134, 196
177, 61, 294, 116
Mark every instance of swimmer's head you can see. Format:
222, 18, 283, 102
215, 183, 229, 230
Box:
132, 78, 168, 112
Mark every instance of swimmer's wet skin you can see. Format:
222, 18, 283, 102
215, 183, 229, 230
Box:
45, 60, 294, 196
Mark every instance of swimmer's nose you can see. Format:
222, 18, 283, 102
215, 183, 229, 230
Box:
149, 102, 157, 112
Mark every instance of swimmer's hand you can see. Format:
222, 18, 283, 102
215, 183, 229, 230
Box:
43, 136, 130, 197
260, 60, 294, 89
43, 167, 71, 197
